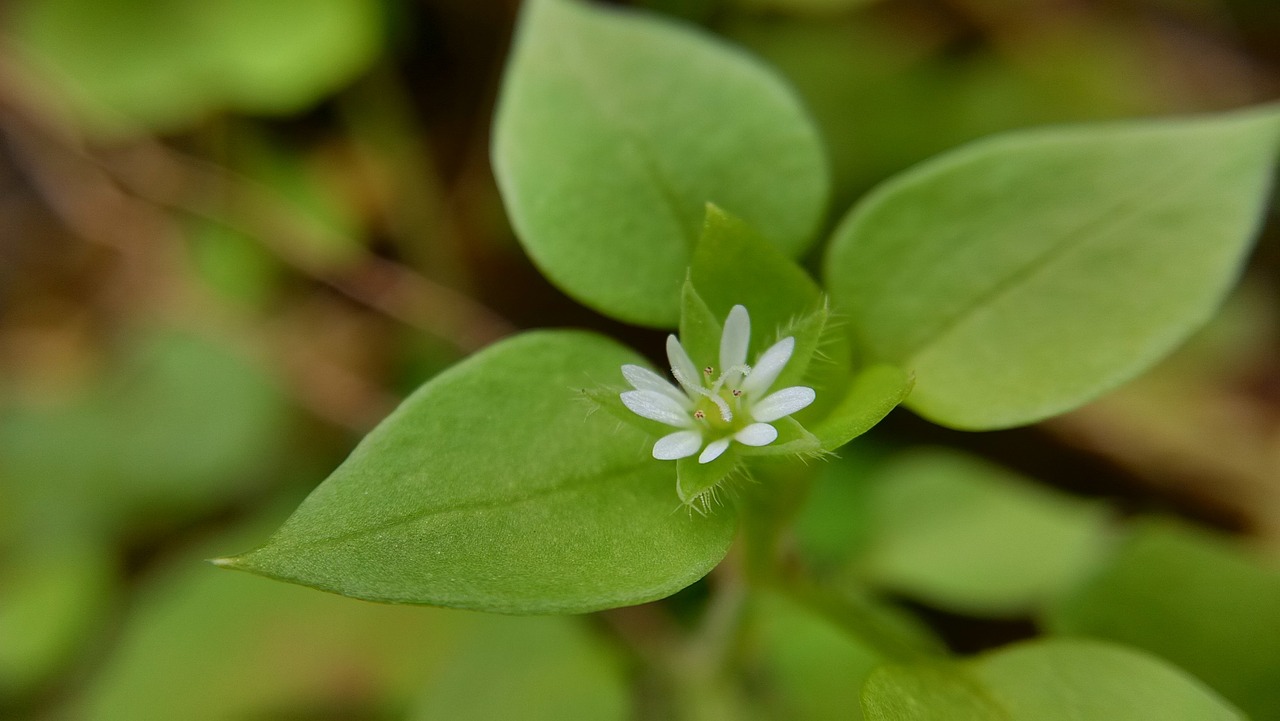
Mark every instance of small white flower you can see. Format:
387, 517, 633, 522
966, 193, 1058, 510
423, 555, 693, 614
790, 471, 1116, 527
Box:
620, 305, 816, 463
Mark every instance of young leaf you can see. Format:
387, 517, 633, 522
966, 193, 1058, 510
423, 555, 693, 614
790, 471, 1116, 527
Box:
862, 640, 1245, 721
218, 331, 736, 614
689, 205, 823, 338
826, 107, 1280, 430
493, 0, 828, 327
809, 364, 912, 451
1047, 520, 1280, 721
679, 280, 725, 375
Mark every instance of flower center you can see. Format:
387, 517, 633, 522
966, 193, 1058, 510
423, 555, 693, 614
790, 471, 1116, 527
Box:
693, 387, 746, 434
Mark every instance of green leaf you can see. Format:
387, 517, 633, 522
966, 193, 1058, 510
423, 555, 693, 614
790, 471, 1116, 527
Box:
689, 205, 823, 336
0, 330, 290, 539
971, 640, 1243, 720
219, 331, 736, 613
77, 518, 477, 721
9, 0, 382, 137
826, 107, 1280, 429
680, 279, 725, 376
1047, 520, 1280, 721
687, 207, 886, 436
862, 664, 1005, 721
0, 544, 115, 698
744, 590, 885, 721
409, 615, 627, 721
810, 364, 912, 451
851, 450, 1112, 617
493, 0, 828, 327
862, 640, 1245, 721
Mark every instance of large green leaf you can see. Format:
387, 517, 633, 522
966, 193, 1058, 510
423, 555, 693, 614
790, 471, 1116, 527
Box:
409, 614, 627, 721
219, 331, 737, 613
493, 0, 828, 327
8, 0, 381, 137
743, 590, 884, 721
1047, 520, 1280, 721
826, 108, 1280, 429
862, 640, 1244, 721
851, 450, 1112, 617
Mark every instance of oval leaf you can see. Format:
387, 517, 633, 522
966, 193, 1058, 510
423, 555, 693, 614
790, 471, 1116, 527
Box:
218, 331, 736, 614
1047, 520, 1280, 721
862, 640, 1244, 721
852, 450, 1111, 617
826, 108, 1280, 429
493, 0, 828, 327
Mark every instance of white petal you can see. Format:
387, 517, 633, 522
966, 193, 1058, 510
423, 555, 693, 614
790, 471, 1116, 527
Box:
652, 430, 703, 460
666, 335, 702, 392
698, 437, 731, 464
751, 386, 816, 422
740, 337, 795, 396
734, 422, 778, 447
621, 364, 690, 407
719, 304, 751, 374
620, 390, 693, 427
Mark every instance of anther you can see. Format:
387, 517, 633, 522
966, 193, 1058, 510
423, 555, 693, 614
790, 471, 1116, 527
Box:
693, 410, 706, 420
703, 366, 714, 376
731, 389, 743, 397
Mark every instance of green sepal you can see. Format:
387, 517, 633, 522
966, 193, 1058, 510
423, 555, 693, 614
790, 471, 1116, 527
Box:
578, 384, 673, 439
812, 364, 913, 451
738, 417, 822, 458
676, 448, 742, 511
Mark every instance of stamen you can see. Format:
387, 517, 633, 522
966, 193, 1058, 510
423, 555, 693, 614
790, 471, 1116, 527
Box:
671, 366, 701, 394
709, 394, 733, 423
703, 366, 714, 376
710, 364, 753, 393
693, 409, 706, 420
731, 389, 743, 397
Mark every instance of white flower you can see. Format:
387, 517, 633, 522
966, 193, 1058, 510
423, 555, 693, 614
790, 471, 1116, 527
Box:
619, 305, 816, 464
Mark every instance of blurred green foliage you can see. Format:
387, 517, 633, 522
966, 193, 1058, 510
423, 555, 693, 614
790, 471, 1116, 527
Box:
0, 0, 1277, 717
8, 0, 382, 137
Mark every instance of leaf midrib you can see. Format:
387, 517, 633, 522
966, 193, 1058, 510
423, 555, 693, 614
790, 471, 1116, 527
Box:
898, 158, 1215, 365
265, 457, 657, 553
550, 13, 699, 249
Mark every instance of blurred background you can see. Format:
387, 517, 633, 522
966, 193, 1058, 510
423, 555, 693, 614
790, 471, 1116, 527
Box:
0, 0, 1277, 719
